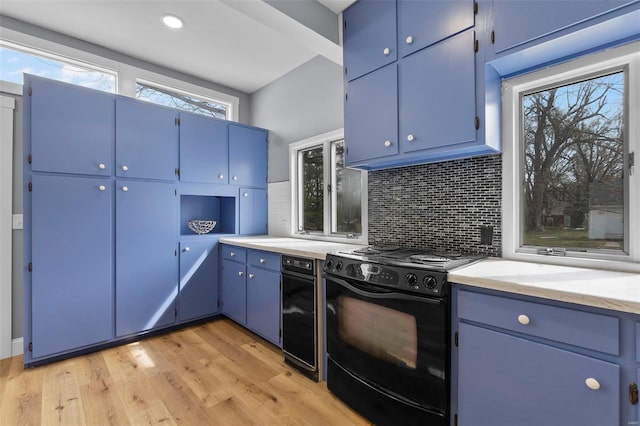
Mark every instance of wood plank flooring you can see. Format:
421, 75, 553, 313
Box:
0, 319, 371, 425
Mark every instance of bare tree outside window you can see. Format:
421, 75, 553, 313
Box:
300, 146, 324, 232
522, 72, 625, 251
136, 82, 227, 119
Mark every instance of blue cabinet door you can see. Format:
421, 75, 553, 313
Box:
28, 75, 114, 176
179, 112, 228, 184
343, 0, 397, 81
398, 0, 474, 57
247, 265, 281, 346
116, 180, 178, 336
493, 0, 636, 54
115, 97, 179, 181
344, 63, 399, 165
458, 323, 620, 426
179, 239, 219, 322
221, 259, 246, 324
239, 188, 267, 235
31, 174, 113, 358
399, 30, 476, 153
228, 124, 268, 188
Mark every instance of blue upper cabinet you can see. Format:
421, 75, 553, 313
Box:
115, 97, 179, 181
397, 0, 475, 57
399, 30, 476, 154
491, 0, 638, 56
228, 124, 268, 188
179, 112, 229, 184
239, 188, 268, 235
344, 64, 398, 164
28, 75, 114, 176
343, 0, 397, 82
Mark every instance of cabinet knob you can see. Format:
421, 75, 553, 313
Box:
249, 273, 255, 279
384, 140, 392, 147
406, 36, 414, 44
243, 192, 249, 197
184, 247, 190, 252
585, 378, 600, 390
238, 271, 244, 277
406, 134, 415, 142
218, 174, 224, 179
121, 186, 129, 192
98, 185, 106, 191
259, 258, 266, 264
98, 163, 106, 170
517, 314, 530, 325
121, 165, 129, 171
383, 47, 390, 55
232, 176, 238, 181
230, 252, 236, 257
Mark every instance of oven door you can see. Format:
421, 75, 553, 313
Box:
325, 274, 449, 413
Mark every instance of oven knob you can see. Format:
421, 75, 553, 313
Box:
325, 259, 333, 269
335, 261, 343, 271
405, 273, 417, 287
423, 276, 438, 289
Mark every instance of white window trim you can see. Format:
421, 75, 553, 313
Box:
502, 41, 640, 273
0, 27, 239, 120
289, 129, 368, 245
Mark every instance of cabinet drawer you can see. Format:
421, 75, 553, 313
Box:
248, 250, 281, 271
458, 290, 619, 355
222, 245, 246, 263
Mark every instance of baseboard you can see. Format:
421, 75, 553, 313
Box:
12, 337, 23, 356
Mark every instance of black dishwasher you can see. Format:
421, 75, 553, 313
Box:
281, 255, 318, 381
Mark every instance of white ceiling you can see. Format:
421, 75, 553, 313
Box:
0, 0, 355, 93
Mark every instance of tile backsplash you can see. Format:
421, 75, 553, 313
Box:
368, 155, 502, 257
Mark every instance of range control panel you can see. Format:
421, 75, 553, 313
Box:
323, 254, 448, 297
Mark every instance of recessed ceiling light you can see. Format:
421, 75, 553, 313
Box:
162, 15, 183, 29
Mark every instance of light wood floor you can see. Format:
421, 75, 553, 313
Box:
0, 319, 371, 425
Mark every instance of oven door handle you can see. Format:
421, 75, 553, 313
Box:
328, 276, 442, 305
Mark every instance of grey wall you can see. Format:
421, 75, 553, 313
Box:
265, 0, 340, 44
250, 55, 344, 182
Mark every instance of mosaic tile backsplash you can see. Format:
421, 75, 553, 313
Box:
368, 155, 502, 257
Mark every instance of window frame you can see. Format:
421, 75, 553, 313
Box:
290, 129, 368, 244
502, 41, 640, 272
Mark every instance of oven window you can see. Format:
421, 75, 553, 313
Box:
338, 296, 417, 369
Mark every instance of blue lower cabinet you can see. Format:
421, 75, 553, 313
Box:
457, 322, 619, 426
221, 259, 247, 324
115, 180, 178, 337
30, 175, 113, 358
179, 239, 219, 322
239, 188, 267, 235
247, 265, 281, 346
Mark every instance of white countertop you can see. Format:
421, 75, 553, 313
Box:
218, 236, 365, 260
450, 258, 640, 314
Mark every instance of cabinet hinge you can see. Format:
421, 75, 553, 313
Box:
174, 189, 177, 196
454, 414, 458, 426
28, 262, 32, 272
175, 167, 180, 177
491, 30, 495, 44
27, 153, 32, 164
279, 329, 282, 338
174, 250, 177, 256
175, 117, 180, 126
28, 87, 32, 96
345, 93, 348, 102
474, 39, 479, 53
475, 116, 480, 130
454, 331, 459, 347
28, 182, 32, 192
473, 1, 478, 14
28, 342, 33, 352
344, 67, 348, 76
630, 383, 639, 405
344, 20, 347, 31
174, 308, 178, 318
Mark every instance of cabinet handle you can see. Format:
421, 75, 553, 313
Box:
238, 271, 244, 277
232, 176, 238, 181
121, 186, 129, 192
184, 247, 190, 252
230, 252, 236, 257
249, 273, 255, 279
218, 174, 224, 179
517, 314, 530, 325
98, 163, 106, 170
585, 378, 600, 390
383, 47, 390, 55
384, 140, 392, 147
243, 192, 249, 197
259, 258, 266, 264
98, 185, 106, 191
406, 134, 415, 142
406, 36, 413, 44
121, 165, 129, 171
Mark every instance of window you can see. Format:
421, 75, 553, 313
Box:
136, 80, 230, 120
0, 43, 116, 92
291, 130, 367, 243
502, 42, 640, 271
